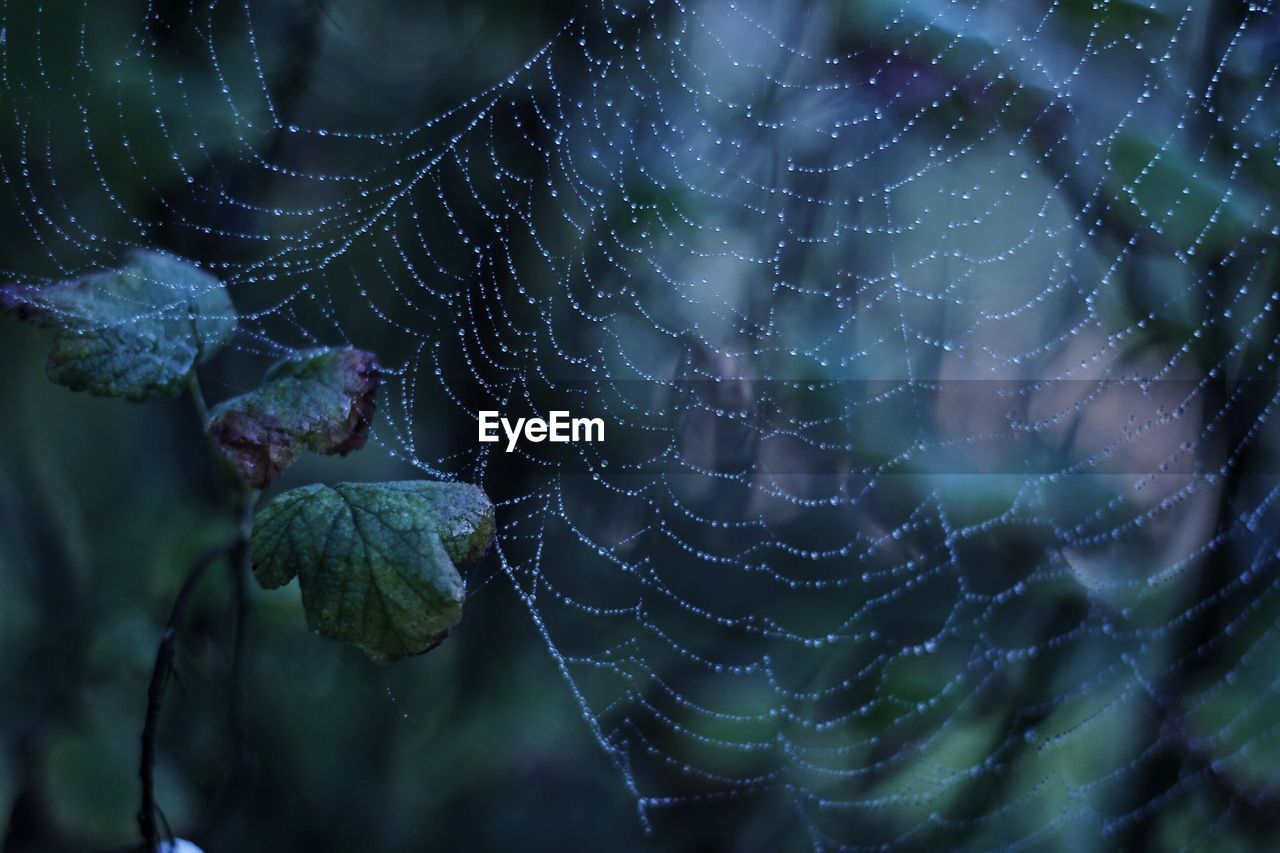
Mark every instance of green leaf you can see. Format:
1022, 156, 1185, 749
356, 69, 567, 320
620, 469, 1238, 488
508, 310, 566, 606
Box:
251, 481, 495, 663
206, 347, 380, 489
0, 250, 236, 401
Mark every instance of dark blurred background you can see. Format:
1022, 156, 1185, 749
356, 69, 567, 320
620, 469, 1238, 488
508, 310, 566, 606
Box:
3, 0, 1280, 850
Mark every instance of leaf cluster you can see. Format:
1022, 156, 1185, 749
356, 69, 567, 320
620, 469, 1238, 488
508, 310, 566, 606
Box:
3, 251, 493, 661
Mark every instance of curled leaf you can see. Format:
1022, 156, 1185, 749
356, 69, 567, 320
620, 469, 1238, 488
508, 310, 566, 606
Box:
251, 480, 494, 663
206, 347, 379, 489
0, 250, 237, 400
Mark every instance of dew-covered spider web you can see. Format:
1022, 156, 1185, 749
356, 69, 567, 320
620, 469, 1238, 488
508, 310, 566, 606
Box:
4, 0, 1280, 847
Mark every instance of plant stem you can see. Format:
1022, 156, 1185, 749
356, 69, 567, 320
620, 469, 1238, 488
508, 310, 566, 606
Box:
136, 376, 259, 851
138, 542, 232, 852
224, 490, 257, 789
187, 374, 210, 426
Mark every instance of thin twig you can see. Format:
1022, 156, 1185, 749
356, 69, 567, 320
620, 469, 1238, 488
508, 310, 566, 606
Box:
138, 542, 233, 852
187, 374, 210, 426
214, 490, 258, 821
139, 376, 260, 849
227, 534, 250, 771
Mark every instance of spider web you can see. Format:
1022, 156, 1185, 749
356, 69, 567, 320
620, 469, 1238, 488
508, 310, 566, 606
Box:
4, 0, 1280, 847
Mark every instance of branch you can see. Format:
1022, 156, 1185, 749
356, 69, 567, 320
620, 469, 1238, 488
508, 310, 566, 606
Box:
137, 542, 234, 852
206, 491, 258, 835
